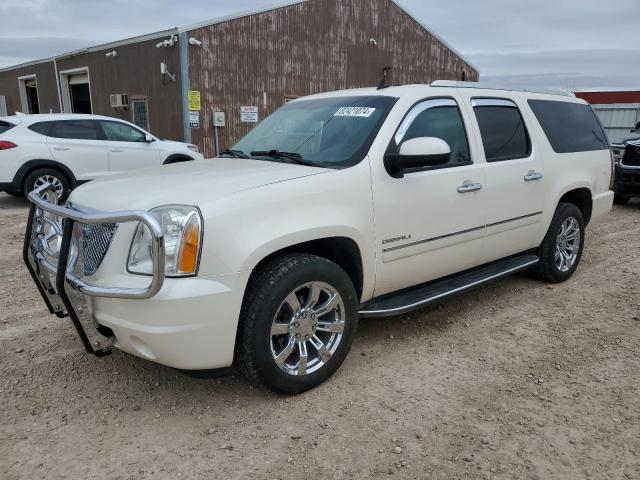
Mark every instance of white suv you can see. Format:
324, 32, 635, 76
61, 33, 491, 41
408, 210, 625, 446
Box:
0, 114, 203, 201
23, 83, 614, 394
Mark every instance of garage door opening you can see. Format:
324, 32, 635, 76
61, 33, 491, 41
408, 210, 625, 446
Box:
60, 68, 93, 114
18, 75, 40, 114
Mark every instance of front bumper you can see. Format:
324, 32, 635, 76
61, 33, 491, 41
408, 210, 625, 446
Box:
614, 165, 640, 198
23, 184, 246, 370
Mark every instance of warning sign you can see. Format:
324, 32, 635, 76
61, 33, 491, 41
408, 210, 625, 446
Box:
240, 106, 259, 123
188, 90, 201, 111
189, 111, 200, 128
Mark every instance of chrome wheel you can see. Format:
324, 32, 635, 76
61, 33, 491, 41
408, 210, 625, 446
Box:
554, 217, 581, 272
270, 282, 345, 377
33, 175, 64, 204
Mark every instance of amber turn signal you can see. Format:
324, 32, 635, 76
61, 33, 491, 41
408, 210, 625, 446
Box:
177, 214, 201, 275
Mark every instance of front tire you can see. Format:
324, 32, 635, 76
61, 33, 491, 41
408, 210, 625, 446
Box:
23, 168, 70, 204
533, 203, 585, 283
239, 254, 358, 395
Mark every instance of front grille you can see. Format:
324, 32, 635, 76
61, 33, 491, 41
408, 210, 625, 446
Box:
622, 144, 640, 167
81, 223, 117, 276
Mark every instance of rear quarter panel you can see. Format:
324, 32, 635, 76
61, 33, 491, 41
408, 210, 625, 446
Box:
521, 94, 612, 232
0, 127, 55, 184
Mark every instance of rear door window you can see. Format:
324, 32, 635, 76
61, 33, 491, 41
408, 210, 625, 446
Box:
472, 99, 531, 162
50, 120, 101, 140
527, 99, 609, 153
0, 121, 15, 135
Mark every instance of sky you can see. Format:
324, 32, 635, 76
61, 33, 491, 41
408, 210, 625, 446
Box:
0, 0, 638, 91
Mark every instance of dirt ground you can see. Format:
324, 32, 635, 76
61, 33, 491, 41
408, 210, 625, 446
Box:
1, 192, 639, 480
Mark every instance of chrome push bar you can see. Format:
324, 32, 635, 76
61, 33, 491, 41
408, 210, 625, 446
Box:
23, 183, 166, 356
26, 183, 166, 299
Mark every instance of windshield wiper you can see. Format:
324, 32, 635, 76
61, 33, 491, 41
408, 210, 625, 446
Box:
250, 150, 317, 167
220, 149, 250, 159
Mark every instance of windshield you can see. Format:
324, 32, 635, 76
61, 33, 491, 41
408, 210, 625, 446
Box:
230, 95, 397, 168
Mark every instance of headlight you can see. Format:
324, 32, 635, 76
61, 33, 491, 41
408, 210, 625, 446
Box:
187, 144, 200, 153
127, 205, 203, 277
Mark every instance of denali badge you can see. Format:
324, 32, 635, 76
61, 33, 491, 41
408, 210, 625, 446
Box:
382, 234, 412, 245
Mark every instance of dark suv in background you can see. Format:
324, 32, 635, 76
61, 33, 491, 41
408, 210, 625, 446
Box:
614, 139, 640, 204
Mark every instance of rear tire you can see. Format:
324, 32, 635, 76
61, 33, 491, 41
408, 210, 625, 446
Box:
238, 254, 358, 395
533, 203, 585, 284
23, 168, 70, 203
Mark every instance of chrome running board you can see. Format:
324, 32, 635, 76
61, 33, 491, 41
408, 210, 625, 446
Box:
358, 254, 539, 318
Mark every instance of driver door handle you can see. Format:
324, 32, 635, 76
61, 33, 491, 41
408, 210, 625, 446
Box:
52, 146, 70, 151
457, 182, 483, 193
524, 171, 544, 182
109, 148, 124, 153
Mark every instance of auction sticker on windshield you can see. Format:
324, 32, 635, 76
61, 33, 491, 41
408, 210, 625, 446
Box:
334, 107, 376, 118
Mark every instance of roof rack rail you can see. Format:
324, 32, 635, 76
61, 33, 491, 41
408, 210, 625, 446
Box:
430, 80, 574, 97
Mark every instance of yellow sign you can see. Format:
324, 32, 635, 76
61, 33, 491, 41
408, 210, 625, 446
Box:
188, 90, 201, 111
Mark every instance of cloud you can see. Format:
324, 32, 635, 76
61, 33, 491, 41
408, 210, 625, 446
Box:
0, 0, 637, 91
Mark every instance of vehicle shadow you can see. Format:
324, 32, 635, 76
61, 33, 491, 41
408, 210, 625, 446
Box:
0, 192, 29, 210
68, 270, 535, 401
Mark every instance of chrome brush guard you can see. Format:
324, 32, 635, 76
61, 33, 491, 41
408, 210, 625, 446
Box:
23, 183, 165, 356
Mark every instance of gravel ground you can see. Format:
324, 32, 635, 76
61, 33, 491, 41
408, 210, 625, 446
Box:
1, 192, 639, 480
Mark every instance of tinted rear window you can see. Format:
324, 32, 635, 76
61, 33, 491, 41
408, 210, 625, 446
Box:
29, 121, 54, 136
0, 120, 15, 135
51, 120, 100, 140
528, 100, 609, 153
473, 104, 531, 162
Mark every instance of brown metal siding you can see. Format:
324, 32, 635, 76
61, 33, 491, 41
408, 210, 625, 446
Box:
187, 0, 477, 156
56, 38, 184, 141
0, 61, 59, 114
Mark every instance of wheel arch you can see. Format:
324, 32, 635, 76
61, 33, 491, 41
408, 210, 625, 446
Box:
247, 236, 365, 302
557, 187, 593, 225
162, 154, 195, 165
12, 159, 78, 193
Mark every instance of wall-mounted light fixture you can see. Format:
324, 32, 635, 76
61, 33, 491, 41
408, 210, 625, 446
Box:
105, 50, 117, 58
188, 37, 202, 46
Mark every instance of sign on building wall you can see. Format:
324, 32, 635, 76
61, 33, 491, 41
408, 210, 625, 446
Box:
188, 90, 201, 111
240, 106, 259, 123
189, 111, 200, 129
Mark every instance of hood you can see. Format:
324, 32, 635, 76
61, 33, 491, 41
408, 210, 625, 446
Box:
69, 158, 329, 211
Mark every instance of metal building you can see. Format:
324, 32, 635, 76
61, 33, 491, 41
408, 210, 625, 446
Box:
0, 0, 478, 156
574, 91, 640, 144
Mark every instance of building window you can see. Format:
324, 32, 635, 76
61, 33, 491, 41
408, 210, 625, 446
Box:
60, 68, 92, 114
18, 75, 40, 114
131, 99, 149, 131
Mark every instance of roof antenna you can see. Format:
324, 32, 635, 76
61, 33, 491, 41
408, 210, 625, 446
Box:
377, 67, 392, 90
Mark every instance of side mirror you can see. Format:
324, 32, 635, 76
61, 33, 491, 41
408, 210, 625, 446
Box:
145, 134, 155, 143
384, 137, 451, 178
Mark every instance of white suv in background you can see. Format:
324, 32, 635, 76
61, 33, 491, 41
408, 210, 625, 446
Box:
0, 114, 203, 201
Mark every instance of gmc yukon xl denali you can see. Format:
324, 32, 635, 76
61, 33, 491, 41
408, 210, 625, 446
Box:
24, 83, 614, 394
